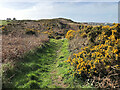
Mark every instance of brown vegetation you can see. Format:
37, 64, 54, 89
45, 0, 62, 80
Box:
2, 34, 49, 63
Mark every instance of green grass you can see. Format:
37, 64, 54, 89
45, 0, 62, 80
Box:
50, 39, 92, 88
0, 20, 11, 25
3, 38, 93, 88
3, 39, 59, 88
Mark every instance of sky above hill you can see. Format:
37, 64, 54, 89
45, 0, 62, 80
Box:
0, 0, 119, 23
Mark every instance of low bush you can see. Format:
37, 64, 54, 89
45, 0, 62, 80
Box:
65, 23, 120, 88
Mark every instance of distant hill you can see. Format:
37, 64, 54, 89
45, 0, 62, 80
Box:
2, 18, 113, 39
1, 18, 82, 39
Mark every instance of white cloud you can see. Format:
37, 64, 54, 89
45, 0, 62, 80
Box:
18, 2, 55, 19
0, 2, 54, 20
0, 1, 118, 23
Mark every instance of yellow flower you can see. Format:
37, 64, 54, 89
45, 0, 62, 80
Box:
110, 35, 115, 40
79, 71, 81, 74
67, 59, 70, 62
95, 70, 97, 73
106, 65, 110, 69
102, 31, 105, 35
93, 65, 95, 68
115, 54, 118, 60
112, 30, 117, 35
114, 49, 118, 53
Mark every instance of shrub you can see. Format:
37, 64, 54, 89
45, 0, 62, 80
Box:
65, 30, 76, 40
65, 23, 120, 88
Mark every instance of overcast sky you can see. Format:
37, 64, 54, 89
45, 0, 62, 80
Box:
0, 0, 119, 23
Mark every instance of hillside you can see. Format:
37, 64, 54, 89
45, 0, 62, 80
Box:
1, 18, 120, 89
2, 18, 80, 38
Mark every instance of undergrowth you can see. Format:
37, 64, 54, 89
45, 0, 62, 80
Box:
3, 38, 93, 88
3, 39, 59, 88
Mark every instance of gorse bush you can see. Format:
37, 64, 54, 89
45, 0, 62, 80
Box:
65, 30, 76, 40
25, 28, 40, 35
43, 30, 56, 39
1, 25, 10, 35
66, 23, 120, 88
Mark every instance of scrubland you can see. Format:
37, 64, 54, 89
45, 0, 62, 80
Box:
1, 19, 120, 88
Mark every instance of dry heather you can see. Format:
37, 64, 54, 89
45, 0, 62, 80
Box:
2, 34, 49, 63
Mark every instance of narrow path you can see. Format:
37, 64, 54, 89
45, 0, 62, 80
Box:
4, 39, 70, 88
50, 39, 69, 88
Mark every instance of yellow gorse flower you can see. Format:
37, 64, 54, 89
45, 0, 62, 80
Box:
65, 23, 120, 78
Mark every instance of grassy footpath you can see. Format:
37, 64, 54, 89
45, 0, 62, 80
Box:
51, 39, 93, 88
3, 38, 92, 88
3, 39, 70, 88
